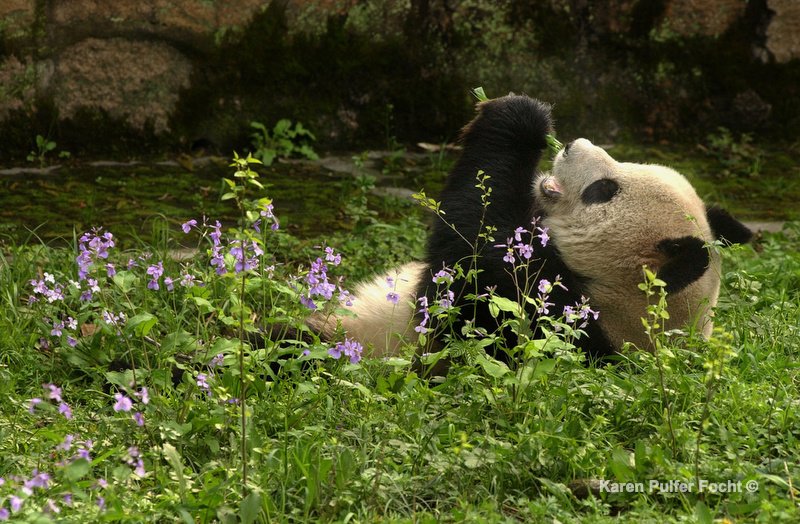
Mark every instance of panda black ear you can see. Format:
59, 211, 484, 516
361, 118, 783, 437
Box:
706, 206, 753, 245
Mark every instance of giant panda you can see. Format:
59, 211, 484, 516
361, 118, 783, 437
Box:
309, 94, 752, 361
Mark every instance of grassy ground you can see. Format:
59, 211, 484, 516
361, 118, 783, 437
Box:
0, 151, 799, 522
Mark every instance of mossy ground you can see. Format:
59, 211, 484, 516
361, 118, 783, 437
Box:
1, 139, 794, 249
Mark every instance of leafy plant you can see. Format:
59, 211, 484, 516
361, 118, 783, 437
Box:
699, 126, 763, 178
249, 119, 318, 166
26, 134, 69, 167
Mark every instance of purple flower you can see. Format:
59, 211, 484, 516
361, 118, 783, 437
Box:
9, 495, 22, 512
76, 229, 115, 281
59, 402, 73, 420
66, 317, 77, 330
43, 499, 60, 515
536, 226, 550, 247
106, 263, 116, 277
260, 204, 279, 230
31, 279, 48, 294
302, 256, 337, 309
56, 434, 74, 451
300, 294, 317, 310
113, 393, 132, 412
135, 387, 149, 404
97, 496, 106, 511
439, 289, 455, 310
324, 246, 341, 266
496, 238, 516, 265
45, 384, 62, 402
67, 336, 78, 347
102, 310, 126, 327
386, 291, 400, 304
564, 296, 599, 328
180, 272, 197, 287
196, 373, 211, 395
133, 412, 145, 426
0, 508, 9, 520
328, 338, 363, 364
146, 261, 164, 290
50, 321, 64, 337
538, 279, 551, 294
515, 242, 533, 260
24, 470, 51, 493
181, 219, 197, 233
209, 354, 224, 368
513, 226, 527, 242
230, 240, 263, 273
209, 220, 223, 246
164, 276, 174, 291
432, 267, 454, 285
28, 397, 42, 413
415, 296, 430, 334
338, 289, 353, 306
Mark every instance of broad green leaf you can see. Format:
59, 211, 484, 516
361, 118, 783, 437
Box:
240, 491, 262, 524
127, 312, 158, 337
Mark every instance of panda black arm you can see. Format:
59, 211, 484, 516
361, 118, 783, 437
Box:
706, 206, 753, 245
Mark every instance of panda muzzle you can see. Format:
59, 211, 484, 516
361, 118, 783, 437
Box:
540, 176, 563, 198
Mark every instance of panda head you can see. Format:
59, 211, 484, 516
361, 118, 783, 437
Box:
534, 138, 751, 348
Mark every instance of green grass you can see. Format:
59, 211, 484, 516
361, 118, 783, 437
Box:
1, 158, 799, 522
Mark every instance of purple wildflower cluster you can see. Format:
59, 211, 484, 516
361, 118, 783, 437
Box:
563, 295, 600, 328
126, 447, 146, 478
188, 216, 271, 276
0, 470, 53, 518
495, 219, 550, 266
76, 229, 115, 281
28, 383, 73, 420
328, 338, 363, 364
253, 203, 280, 232
229, 239, 264, 273
300, 247, 351, 310
112, 387, 149, 426
29, 272, 65, 303
535, 276, 567, 315
415, 266, 457, 335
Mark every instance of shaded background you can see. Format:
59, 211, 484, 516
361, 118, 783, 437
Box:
1, 0, 798, 161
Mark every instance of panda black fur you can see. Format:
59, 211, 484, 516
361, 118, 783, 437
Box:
309, 94, 752, 361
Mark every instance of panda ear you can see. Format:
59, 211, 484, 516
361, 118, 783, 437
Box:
706, 206, 753, 245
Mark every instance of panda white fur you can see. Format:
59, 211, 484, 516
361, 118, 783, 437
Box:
309, 95, 752, 360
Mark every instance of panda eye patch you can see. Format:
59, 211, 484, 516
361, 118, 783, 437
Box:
581, 179, 620, 204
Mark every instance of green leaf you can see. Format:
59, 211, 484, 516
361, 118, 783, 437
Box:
489, 295, 523, 317
475, 353, 510, 378
221, 192, 237, 201
471, 86, 489, 102
240, 491, 262, 524
64, 458, 91, 481
112, 271, 138, 293
694, 501, 713, 524
127, 313, 158, 337
190, 296, 216, 314
609, 447, 634, 482
163, 443, 187, 498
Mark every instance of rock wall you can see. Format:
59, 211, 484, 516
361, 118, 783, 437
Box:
0, 0, 798, 160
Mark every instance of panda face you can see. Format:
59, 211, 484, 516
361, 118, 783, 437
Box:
535, 138, 712, 280
534, 138, 720, 348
